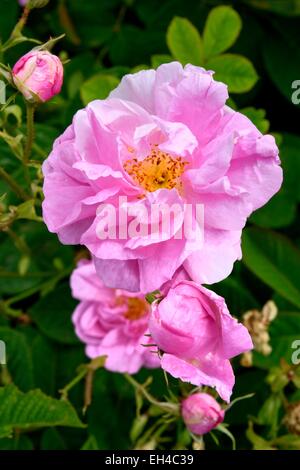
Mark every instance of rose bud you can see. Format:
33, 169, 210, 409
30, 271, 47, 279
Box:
12, 50, 63, 103
182, 393, 225, 435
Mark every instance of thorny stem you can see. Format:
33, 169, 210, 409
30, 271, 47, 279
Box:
83, 369, 94, 414
23, 103, 35, 186
0, 166, 30, 200
124, 374, 179, 415
59, 357, 107, 409
60, 368, 87, 401
11, 6, 31, 38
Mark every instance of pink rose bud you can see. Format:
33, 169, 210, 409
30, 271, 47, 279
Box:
19, 0, 28, 5
182, 393, 225, 435
12, 50, 63, 103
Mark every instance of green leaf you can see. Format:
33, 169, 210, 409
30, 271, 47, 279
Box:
263, 33, 300, 101
29, 283, 80, 345
206, 54, 258, 93
14, 200, 42, 222
212, 277, 258, 316
250, 132, 300, 229
0, 327, 34, 391
203, 6, 242, 58
0, 131, 23, 160
280, 134, 300, 202
242, 228, 300, 308
88, 370, 134, 449
0, 384, 84, 437
0, 435, 33, 450
130, 414, 148, 442
80, 74, 120, 105
166, 17, 204, 65
257, 395, 281, 433
81, 435, 99, 450
151, 54, 173, 68
216, 423, 236, 450
109, 26, 164, 67
227, 370, 267, 425
55, 344, 85, 410
246, 422, 275, 450
32, 335, 56, 394
240, 107, 270, 134
249, 192, 297, 229
28, 0, 50, 9
273, 434, 300, 450
244, 0, 300, 16
41, 428, 66, 450
254, 312, 300, 368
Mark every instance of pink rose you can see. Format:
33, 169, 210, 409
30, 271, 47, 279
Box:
13, 50, 63, 103
42, 63, 282, 293
149, 275, 253, 402
70, 260, 159, 374
181, 392, 225, 435
18, 0, 28, 5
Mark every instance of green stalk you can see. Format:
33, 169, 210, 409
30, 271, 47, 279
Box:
24, 103, 35, 165
0, 166, 29, 200
124, 374, 179, 415
23, 103, 35, 187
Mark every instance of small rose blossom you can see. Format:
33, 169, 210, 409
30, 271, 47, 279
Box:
71, 260, 159, 374
12, 50, 63, 103
149, 272, 253, 402
19, 0, 28, 5
42, 62, 282, 294
182, 392, 225, 435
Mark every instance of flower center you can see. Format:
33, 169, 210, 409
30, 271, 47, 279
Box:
117, 296, 149, 321
124, 146, 188, 193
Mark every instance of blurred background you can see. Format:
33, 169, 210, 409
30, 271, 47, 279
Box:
1, 0, 300, 450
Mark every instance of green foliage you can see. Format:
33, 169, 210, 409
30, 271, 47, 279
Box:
206, 54, 258, 93
166, 17, 204, 65
242, 228, 300, 309
0, 327, 33, 391
29, 283, 80, 345
0, 384, 84, 438
263, 33, 300, 101
244, 0, 300, 16
203, 6, 242, 58
241, 108, 270, 134
80, 74, 120, 105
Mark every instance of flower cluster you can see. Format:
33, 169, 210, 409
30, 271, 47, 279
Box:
71, 259, 159, 374
241, 300, 278, 367
42, 62, 282, 427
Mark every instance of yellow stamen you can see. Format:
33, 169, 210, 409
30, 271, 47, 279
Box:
117, 296, 149, 321
124, 146, 188, 193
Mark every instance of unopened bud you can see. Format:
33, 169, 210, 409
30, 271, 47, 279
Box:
12, 50, 63, 103
181, 393, 224, 436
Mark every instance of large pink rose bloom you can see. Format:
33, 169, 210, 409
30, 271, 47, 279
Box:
149, 275, 253, 402
43, 63, 282, 292
70, 260, 159, 374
